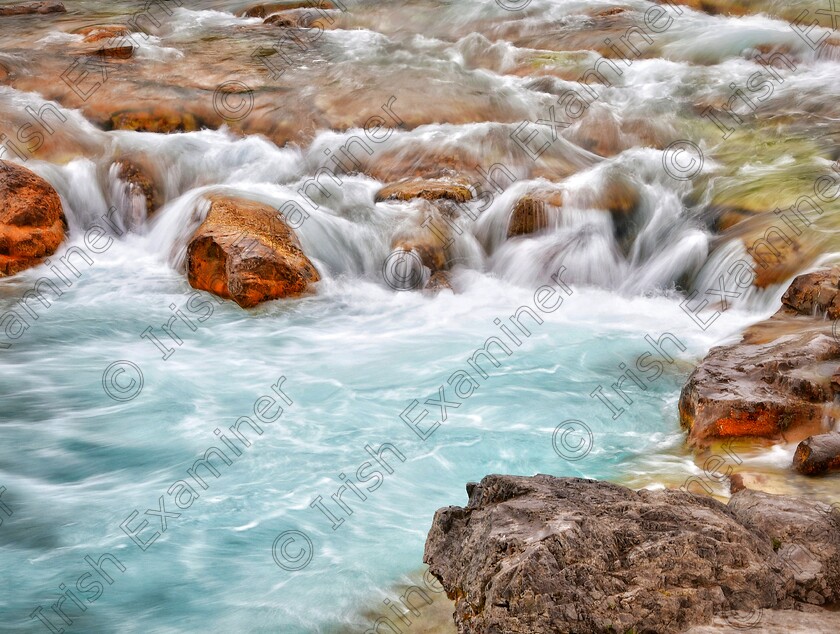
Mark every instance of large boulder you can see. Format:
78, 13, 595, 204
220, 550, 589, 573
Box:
679, 268, 840, 445
0, 161, 65, 276
425, 476, 840, 634
425, 475, 799, 634
186, 196, 319, 308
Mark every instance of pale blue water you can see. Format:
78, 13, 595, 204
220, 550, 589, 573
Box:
0, 245, 758, 632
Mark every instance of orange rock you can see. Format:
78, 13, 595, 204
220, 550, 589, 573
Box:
109, 109, 201, 134
376, 178, 472, 203
187, 197, 319, 308
73, 24, 131, 43
0, 161, 65, 276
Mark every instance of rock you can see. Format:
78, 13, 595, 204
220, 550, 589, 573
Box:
782, 268, 840, 320
424, 270, 453, 294
376, 178, 473, 203
679, 310, 838, 446
0, 1, 65, 16
0, 161, 65, 276
391, 237, 446, 274
86, 46, 134, 60
728, 489, 840, 605
240, 1, 335, 18
685, 608, 840, 633
113, 159, 160, 218
108, 109, 201, 134
793, 432, 840, 476
73, 25, 131, 43
507, 195, 549, 238
187, 197, 319, 308
424, 475, 794, 634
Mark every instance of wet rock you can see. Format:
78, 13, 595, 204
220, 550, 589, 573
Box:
728, 489, 840, 605
240, 1, 335, 18
0, 160, 65, 276
679, 311, 838, 446
86, 46, 134, 60
793, 432, 840, 476
108, 109, 202, 134
782, 268, 840, 320
424, 270, 453, 294
680, 267, 840, 445
187, 196, 319, 308
507, 195, 550, 238
425, 475, 793, 634
73, 24, 131, 43
391, 237, 446, 274
376, 178, 473, 203
0, 1, 65, 16
113, 159, 161, 218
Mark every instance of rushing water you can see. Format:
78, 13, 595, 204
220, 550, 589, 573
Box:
1, 0, 839, 632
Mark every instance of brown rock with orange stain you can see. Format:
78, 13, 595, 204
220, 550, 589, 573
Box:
376, 178, 473, 203
679, 272, 840, 445
187, 197, 319, 308
793, 432, 840, 475
0, 160, 65, 276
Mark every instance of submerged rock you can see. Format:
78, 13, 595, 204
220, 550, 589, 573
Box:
187, 196, 319, 308
507, 195, 549, 238
680, 268, 840, 445
424, 270, 453, 294
793, 432, 840, 476
376, 178, 473, 203
108, 109, 202, 134
113, 159, 161, 219
424, 475, 840, 634
73, 24, 131, 43
240, 1, 336, 18
0, 1, 65, 16
0, 161, 65, 276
